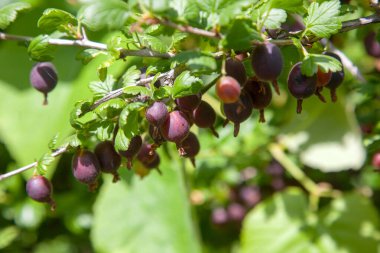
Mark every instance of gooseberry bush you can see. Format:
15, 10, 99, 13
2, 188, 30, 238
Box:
1, 0, 380, 252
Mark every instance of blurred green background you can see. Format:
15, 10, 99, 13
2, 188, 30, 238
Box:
1, 0, 380, 253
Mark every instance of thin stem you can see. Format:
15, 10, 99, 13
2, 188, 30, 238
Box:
159, 19, 221, 39
0, 145, 68, 181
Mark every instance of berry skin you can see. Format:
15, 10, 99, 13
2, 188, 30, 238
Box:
211, 207, 229, 226
364, 31, 380, 58
238, 186, 261, 207
226, 203, 246, 223
95, 141, 121, 182
175, 94, 201, 112
160, 110, 190, 144
137, 143, 157, 164
225, 57, 247, 85
145, 101, 169, 126
192, 101, 219, 137
72, 149, 101, 191
287, 62, 317, 114
216, 76, 241, 104
30, 62, 58, 105
223, 91, 253, 137
324, 52, 345, 102
251, 42, 283, 94
26, 175, 56, 210
372, 152, 380, 169
244, 79, 272, 122
177, 132, 200, 166
149, 124, 165, 145
119, 135, 142, 169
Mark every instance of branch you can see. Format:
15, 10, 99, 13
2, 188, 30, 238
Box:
159, 19, 221, 39
340, 13, 380, 33
120, 48, 174, 59
0, 145, 68, 181
91, 69, 175, 110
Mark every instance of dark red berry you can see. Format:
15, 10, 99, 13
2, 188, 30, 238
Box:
216, 76, 241, 104
72, 149, 101, 191
30, 62, 58, 105
145, 101, 169, 126
287, 62, 317, 114
211, 207, 229, 226
177, 132, 200, 167
26, 175, 56, 210
316, 68, 332, 87
119, 135, 142, 169
226, 203, 246, 223
244, 79, 272, 122
225, 57, 247, 85
324, 52, 344, 102
192, 101, 219, 137
149, 124, 165, 145
137, 142, 156, 164
364, 31, 380, 58
238, 186, 261, 207
95, 141, 121, 182
160, 110, 190, 144
143, 153, 160, 169
251, 42, 283, 94
223, 91, 253, 137
175, 94, 201, 112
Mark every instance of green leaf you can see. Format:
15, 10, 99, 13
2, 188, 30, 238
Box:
36, 153, 55, 175
270, 0, 304, 13
94, 98, 126, 119
97, 59, 114, 82
37, 8, 77, 34
76, 49, 106, 65
304, 0, 342, 37
95, 121, 114, 141
0, 2, 30, 30
89, 75, 116, 97
241, 189, 380, 253
172, 71, 203, 98
48, 133, 59, 150
301, 54, 342, 76
91, 154, 201, 253
139, 34, 169, 53
27, 35, 57, 61
172, 51, 217, 73
262, 8, 287, 29
0, 226, 19, 250
123, 86, 151, 97
154, 86, 172, 99
121, 66, 141, 87
78, 0, 130, 31
114, 128, 130, 152
223, 19, 261, 51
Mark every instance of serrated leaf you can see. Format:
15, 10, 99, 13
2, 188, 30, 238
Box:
0, 2, 31, 30
76, 49, 106, 65
262, 8, 287, 29
270, 0, 304, 13
123, 86, 150, 96
223, 19, 262, 51
301, 54, 342, 76
97, 59, 114, 82
89, 75, 116, 97
172, 51, 217, 73
94, 98, 126, 119
96, 121, 114, 141
36, 153, 54, 175
139, 34, 168, 53
37, 8, 77, 34
27, 35, 57, 61
154, 86, 172, 99
304, 0, 342, 37
121, 66, 141, 87
78, 0, 130, 31
172, 71, 203, 98
48, 133, 59, 150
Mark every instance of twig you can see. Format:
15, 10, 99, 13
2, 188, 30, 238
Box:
0, 145, 68, 181
91, 69, 175, 110
159, 19, 221, 39
120, 48, 174, 59
340, 13, 380, 33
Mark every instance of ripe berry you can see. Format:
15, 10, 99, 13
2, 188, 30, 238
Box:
160, 110, 190, 144
223, 91, 253, 137
238, 186, 261, 207
72, 149, 101, 191
149, 124, 165, 145
226, 203, 246, 223
372, 152, 380, 169
30, 62, 58, 105
251, 42, 283, 94
244, 79, 272, 122
324, 52, 344, 102
137, 142, 157, 164
177, 132, 200, 166
316, 68, 332, 87
95, 141, 121, 182
225, 57, 247, 85
119, 135, 142, 169
145, 101, 169, 126
211, 207, 229, 226
175, 94, 201, 112
26, 175, 56, 210
216, 76, 241, 104
287, 62, 317, 113
192, 101, 219, 137
143, 153, 160, 169
364, 31, 380, 58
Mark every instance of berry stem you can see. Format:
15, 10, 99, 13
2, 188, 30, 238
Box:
296, 99, 303, 114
